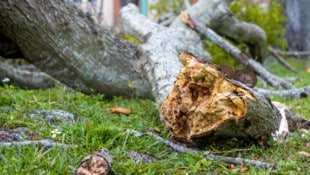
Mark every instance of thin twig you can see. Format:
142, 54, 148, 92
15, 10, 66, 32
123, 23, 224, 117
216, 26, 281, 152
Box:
212, 148, 252, 154
255, 86, 310, 99
129, 130, 277, 169
181, 12, 292, 89
274, 49, 310, 59
268, 47, 298, 73
0, 139, 78, 148
205, 153, 278, 169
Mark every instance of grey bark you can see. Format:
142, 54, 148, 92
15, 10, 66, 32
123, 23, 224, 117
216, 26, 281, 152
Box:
171, 0, 267, 61
0, 0, 300, 104
0, 61, 55, 88
120, 4, 210, 103
0, 0, 151, 98
256, 87, 310, 99
284, 0, 310, 51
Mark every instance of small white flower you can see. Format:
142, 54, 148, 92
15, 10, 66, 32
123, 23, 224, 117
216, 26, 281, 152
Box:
51, 129, 61, 138
2, 78, 10, 83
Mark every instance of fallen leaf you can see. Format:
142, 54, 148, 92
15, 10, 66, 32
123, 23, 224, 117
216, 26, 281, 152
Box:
228, 164, 235, 170
148, 127, 162, 134
108, 107, 132, 115
307, 67, 310, 74
240, 167, 249, 173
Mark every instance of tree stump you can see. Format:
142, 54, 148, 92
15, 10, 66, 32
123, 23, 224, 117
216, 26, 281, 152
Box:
160, 52, 281, 143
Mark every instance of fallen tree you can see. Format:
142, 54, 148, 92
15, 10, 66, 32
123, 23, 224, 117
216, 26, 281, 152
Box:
0, 0, 308, 143
160, 52, 280, 142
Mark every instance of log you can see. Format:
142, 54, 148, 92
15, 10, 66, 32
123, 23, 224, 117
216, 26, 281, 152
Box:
160, 52, 281, 143
75, 149, 113, 175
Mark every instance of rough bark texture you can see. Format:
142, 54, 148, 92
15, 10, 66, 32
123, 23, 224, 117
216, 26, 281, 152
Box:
171, 0, 267, 61
120, 4, 210, 103
180, 11, 292, 89
160, 52, 280, 142
75, 149, 112, 175
0, 0, 151, 98
0, 61, 55, 88
0, 0, 269, 103
284, 0, 310, 51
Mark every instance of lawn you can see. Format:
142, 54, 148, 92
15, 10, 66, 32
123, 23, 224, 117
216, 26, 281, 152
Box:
0, 58, 309, 174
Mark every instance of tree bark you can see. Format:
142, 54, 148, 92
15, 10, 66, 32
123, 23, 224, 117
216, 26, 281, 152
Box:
160, 52, 280, 142
284, 0, 310, 52
0, 0, 297, 144
0, 61, 56, 88
119, 3, 209, 103
0, 0, 151, 98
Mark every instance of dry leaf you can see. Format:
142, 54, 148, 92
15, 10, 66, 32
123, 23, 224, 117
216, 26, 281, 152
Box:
307, 67, 310, 74
149, 127, 162, 134
228, 164, 235, 170
108, 107, 132, 115
180, 11, 195, 28
240, 167, 249, 173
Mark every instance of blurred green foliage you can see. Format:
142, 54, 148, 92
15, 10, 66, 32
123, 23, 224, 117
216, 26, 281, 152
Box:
149, 0, 184, 18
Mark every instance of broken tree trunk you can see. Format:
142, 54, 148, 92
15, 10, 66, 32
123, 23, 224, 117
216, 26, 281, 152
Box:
0, 0, 151, 98
160, 52, 281, 142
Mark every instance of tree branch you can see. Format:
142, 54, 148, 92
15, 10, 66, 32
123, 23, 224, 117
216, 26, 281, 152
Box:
0, 139, 77, 148
120, 4, 210, 103
129, 130, 277, 169
274, 49, 310, 59
0, 62, 56, 89
268, 47, 298, 73
255, 87, 310, 99
181, 12, 292, 89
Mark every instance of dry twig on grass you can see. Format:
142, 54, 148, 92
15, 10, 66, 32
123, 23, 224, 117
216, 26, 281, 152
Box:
129, 130, 278, 169
268, 47, 298, 73
0, 139, 77, 148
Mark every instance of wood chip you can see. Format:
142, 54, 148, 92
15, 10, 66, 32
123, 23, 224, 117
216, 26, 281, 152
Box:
108, 107, 132, 115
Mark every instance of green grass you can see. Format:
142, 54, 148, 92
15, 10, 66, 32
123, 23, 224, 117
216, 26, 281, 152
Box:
0, 58, 309, 174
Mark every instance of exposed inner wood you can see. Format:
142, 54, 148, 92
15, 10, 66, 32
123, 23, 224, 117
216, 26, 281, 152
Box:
161, 52, 255, 141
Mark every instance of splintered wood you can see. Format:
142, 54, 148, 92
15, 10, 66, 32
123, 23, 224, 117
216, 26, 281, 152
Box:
161, 52, 257, 141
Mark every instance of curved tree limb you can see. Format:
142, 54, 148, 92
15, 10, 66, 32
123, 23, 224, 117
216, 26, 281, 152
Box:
171, 0, 267, 61
120, 4, 210, 103
0, 0, 151, 98
181, 12, 292, 89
